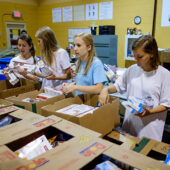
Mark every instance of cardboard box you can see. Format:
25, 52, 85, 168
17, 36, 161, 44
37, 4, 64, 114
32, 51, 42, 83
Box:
0, 106, 45, 129
55, 118, 102, 138
0, 136, 112, 170
0, 100, 19, 128
159, 49, 170, 63
0, 105, 18, 116
132, 137, 170, 161
10, 109, 102, 139
5, 89, 65, 114
104, 130, 140, 149
41, 94, 120, 136
0, 114, 107, 170
9, 108, 45, 123
0, 99, 13, 109
0, 115, 61, 146
98, 144, 170, 170
0, 79, 41, 99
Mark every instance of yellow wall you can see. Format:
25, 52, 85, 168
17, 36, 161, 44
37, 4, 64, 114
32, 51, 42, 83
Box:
155, 0, 170, 48
37, 0, 155, 67
0, 0, 169, 68
0, 1, 38, 50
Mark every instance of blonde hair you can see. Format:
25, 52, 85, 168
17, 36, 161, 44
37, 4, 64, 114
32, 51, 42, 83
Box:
35, 26, 59, 66
75, 32, 96, 74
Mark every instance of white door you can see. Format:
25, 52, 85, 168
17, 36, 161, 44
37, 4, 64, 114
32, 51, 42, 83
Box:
6, 22, 26, 49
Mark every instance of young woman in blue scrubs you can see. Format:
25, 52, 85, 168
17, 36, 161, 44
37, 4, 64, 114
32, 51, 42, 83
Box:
62, 32, 107, 95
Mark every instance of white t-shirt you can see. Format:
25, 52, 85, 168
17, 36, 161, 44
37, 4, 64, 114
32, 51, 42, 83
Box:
9, 55, 35, 79
114, 64, 170, 141
42, 48, 71, 89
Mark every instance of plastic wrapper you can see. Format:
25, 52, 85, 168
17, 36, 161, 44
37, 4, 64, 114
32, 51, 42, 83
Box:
0, 116, 13, 127
36, 60, 52, 77
15, 135, 52, 160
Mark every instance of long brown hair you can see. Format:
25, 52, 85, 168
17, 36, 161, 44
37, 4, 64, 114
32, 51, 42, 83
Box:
35, 26, 59, 66
132, 35, 160, 69
75, 32, 96, 74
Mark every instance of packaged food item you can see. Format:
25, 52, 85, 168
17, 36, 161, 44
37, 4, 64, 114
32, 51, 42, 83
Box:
0, 116, 13, 127
36, 93, 55, 100
22, 98, 40, 103
15, 135, 52, 160
19, 63, 36, 74
121, 96, 154, 114
95, 160, 121, 170
44, 87, 63, 96
3, 67, 19, 85
104, 64, 115, 82
36, 60, 52, 77
165, 148, 170, 166
56, 104, 98, 117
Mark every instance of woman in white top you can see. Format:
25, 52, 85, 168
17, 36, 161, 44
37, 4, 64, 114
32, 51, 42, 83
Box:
35, 26, 71, 89
99, 35, 170, 141
4, 32, 38, 81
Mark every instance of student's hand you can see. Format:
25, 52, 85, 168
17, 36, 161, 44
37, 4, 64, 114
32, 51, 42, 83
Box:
135, 106, 152, 117
99, 88, 110, 106
62, 82, 76, 94
18, 67, 27, 77
46, 73, 56, 80
2, 68, 10, 80
45, 70, 56, 80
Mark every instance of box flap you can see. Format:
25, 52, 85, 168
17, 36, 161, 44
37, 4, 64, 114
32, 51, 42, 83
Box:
0, 115, 60, 145
104, 144, 170, 169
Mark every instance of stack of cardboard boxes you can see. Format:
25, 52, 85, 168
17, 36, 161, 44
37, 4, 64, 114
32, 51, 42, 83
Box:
0, 86, 169, 169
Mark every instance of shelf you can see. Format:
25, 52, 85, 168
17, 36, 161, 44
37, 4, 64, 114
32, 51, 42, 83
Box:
124, 35, 141, 60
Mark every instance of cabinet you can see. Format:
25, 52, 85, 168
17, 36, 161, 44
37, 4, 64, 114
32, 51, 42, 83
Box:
124, 35, 141, 60
93, 35, 118, 65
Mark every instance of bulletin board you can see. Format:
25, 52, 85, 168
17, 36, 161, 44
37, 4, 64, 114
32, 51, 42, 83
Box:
68, 28, 91, 42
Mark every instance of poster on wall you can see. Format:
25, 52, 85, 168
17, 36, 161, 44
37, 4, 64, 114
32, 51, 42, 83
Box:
161, 0, 170, 27
68, 28, 91, 43
86, 3, 98, 21
63, 6, 72, 22
99, 1, 113, 20
74, 5, 84, 21
52, 8, 61, 23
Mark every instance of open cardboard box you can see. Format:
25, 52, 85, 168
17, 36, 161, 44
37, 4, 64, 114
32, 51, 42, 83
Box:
0, 115, 106, 170
41, 94, 120, 136
55, 118, 102, 138
0, 99, 13, 109
104, 130, 140, 149
0, 105, 18, 117
0, 115, 61, 146
0, 106, 45, 129
0, 100, 20, 128
159, 49, 170, 63
83, 143, 169, 170
0, 79, 41, 99
0, 136, 112, 170
132, 137, 170, 162
6, 89, 65, 114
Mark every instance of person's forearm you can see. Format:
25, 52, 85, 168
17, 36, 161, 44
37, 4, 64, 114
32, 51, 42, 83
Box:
150, 105, 167, 114
75, 84, 103, 94
24, 74, 39, 82
55, 73, 71, 80
35, 72, 46, 78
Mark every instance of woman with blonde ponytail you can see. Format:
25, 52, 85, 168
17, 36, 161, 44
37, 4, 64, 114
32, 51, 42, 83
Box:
62, 32, 107, 95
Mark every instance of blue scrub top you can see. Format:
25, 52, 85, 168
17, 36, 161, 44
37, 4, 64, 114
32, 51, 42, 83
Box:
75, 57, 107, 95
